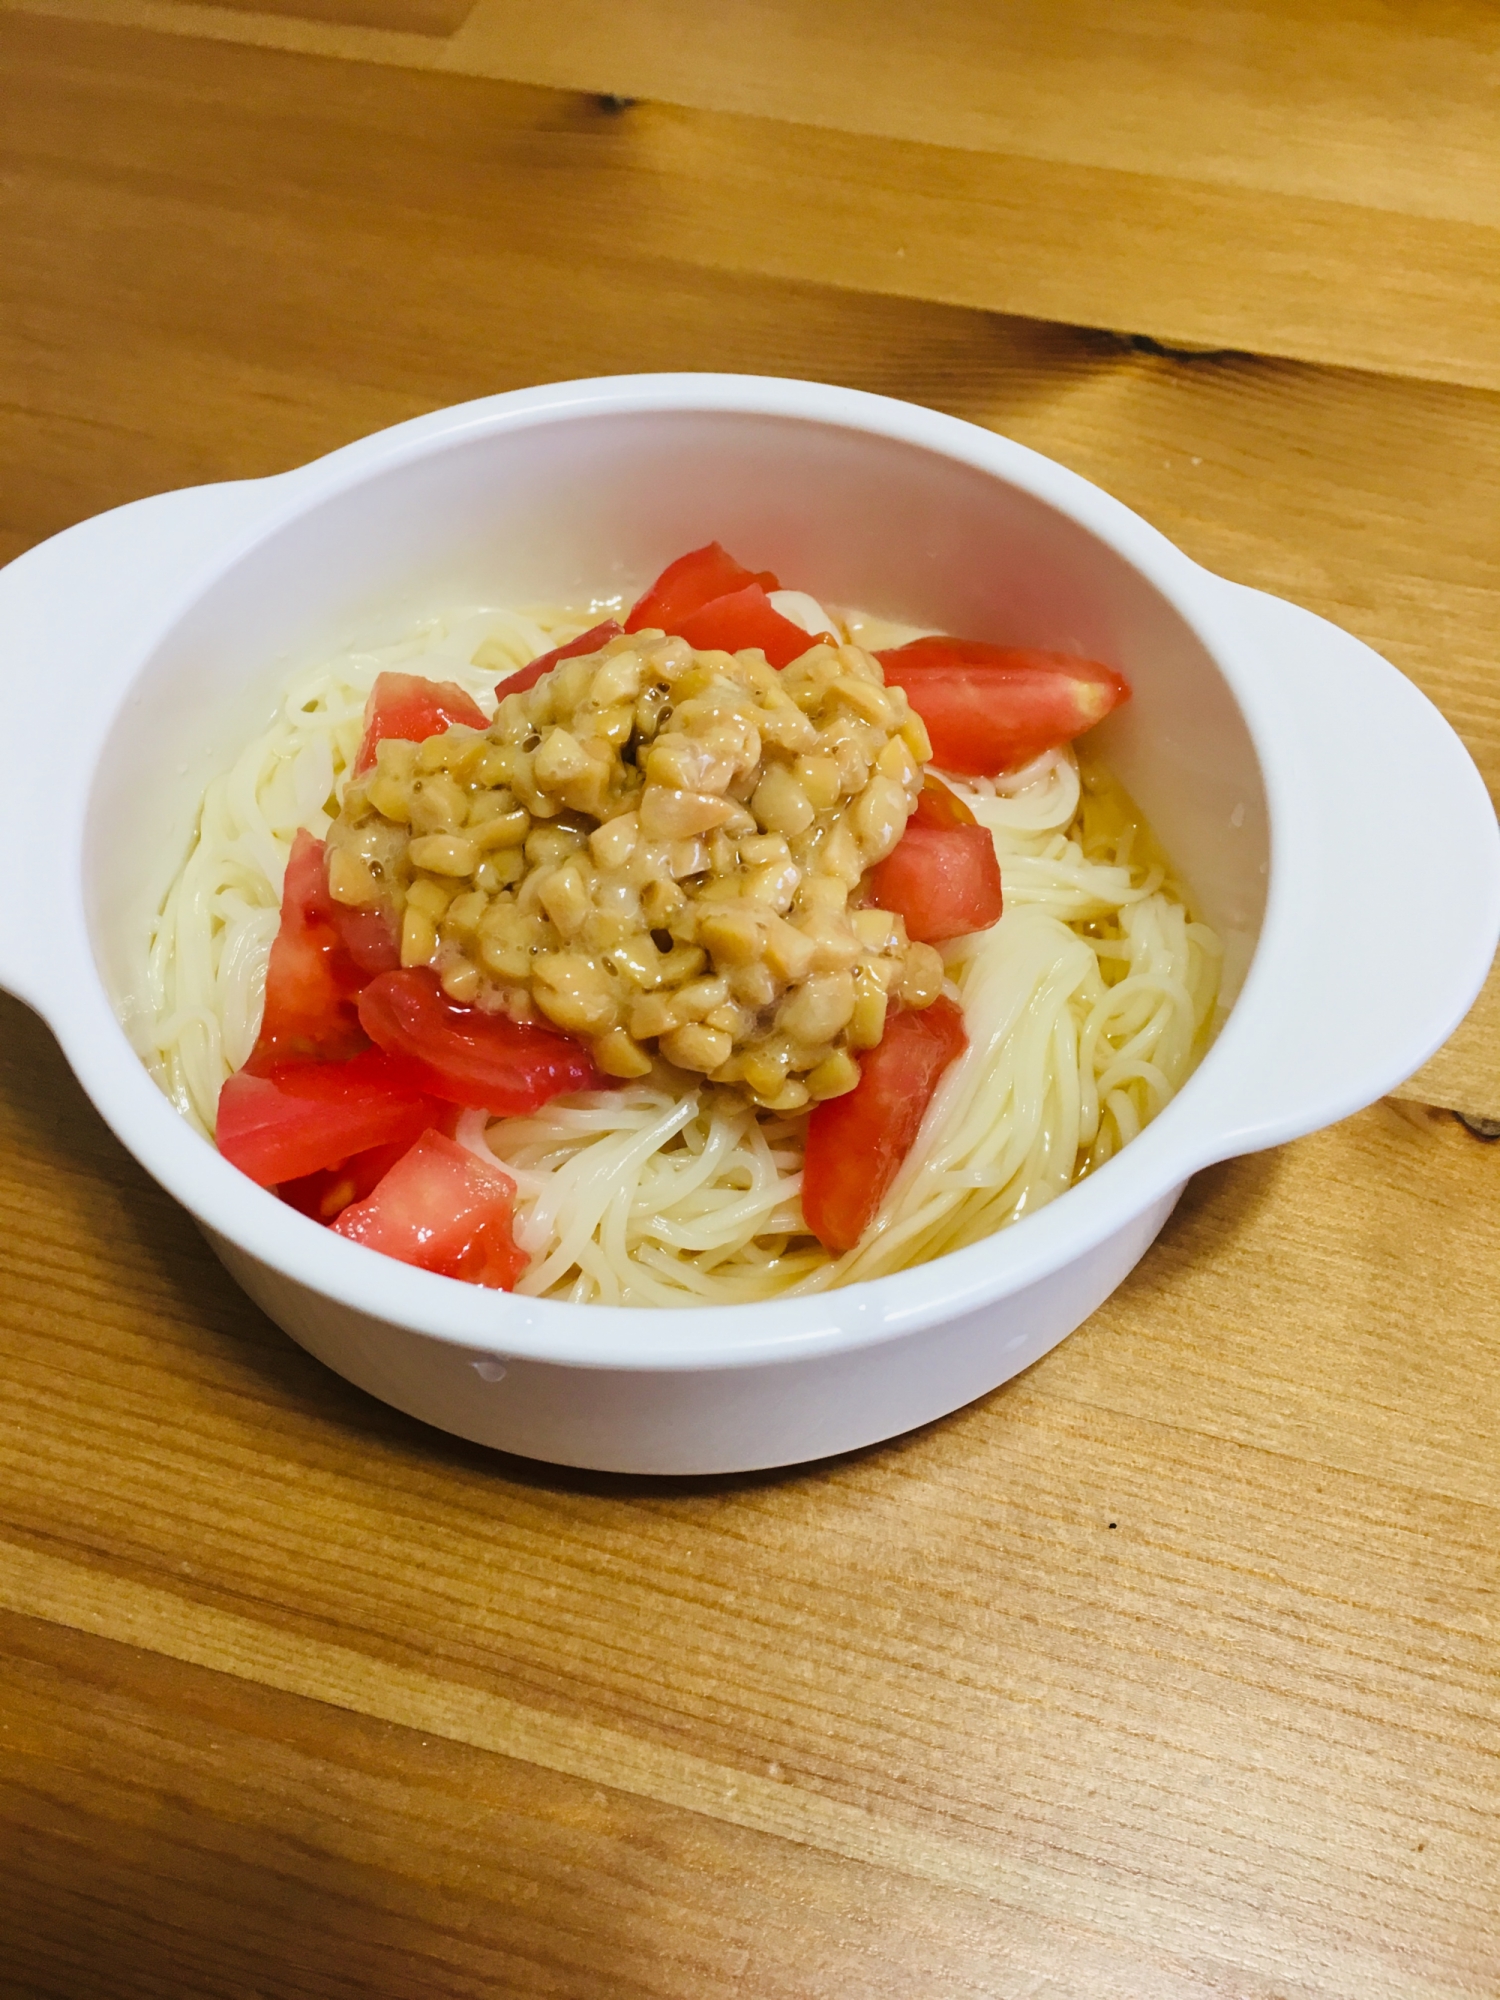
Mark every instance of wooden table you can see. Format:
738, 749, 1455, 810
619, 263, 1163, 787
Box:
2, 6, 1498, 1993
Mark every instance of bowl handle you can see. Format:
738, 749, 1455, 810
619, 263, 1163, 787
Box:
0, 480, 284, 1016
1185, 581, 1500, 1163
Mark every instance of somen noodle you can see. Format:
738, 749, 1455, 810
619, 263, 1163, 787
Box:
145, 602, 1221, 1303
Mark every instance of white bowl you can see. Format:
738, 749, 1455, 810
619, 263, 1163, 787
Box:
2, 376, 1495, 1473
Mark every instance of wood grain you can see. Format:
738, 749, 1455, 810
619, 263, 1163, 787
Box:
9, 0, 1500, 388
447, 0, 1500, 224
0, 21, 1495, 784
1, 989, 1498, 1996
0, 1611, 1309, 2000
2, 6, 1499, 1993
1392, 959, 1500, 1124
212, 0, 474, 34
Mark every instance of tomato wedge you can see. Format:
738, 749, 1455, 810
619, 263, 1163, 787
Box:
908, 773, 978, 832
327, 899, 401, 981
358, 968, 603, 1114
248, 830, 371, 1067
625, 542, 779, 634
332, 1129, 528, 1289
870, 825, 1002, 944
494, 619, 625, 702
876, 639, 1130, 776
353, 671, 490, 778
868, 777, 1002, 944
673, 584, 818, 669
801, 995, 968, 1254
278, 1134, 429, 1223
216, 1049, 442, 1188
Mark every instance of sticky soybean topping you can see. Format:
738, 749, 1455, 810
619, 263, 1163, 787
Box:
324, 628, 946, 1113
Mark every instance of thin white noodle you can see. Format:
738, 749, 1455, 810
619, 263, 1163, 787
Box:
146, 610, 1221, 1299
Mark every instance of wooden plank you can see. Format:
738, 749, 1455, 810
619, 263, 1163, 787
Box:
1391, 959, 1500, 1123
445, 0, 1500, 231
6, 0, 1500, 388
0, 1611, 1287, 2000
214, 0, 474, 35
0, 0, 443, 65
0, 990, 1497, 1994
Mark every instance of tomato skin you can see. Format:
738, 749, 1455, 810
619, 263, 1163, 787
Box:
909, 773, 977, 830
217, 1049, 442, 1188
868, 775, 1002, 945
869, 823, 1003, 944
357, 968, 603, 1114
352, 672, 490, 777
801, 995, 968, 1254
326, 900, 401, 980
673, 584, 818, 669
876, 640, 1131, 775
625, 542, 779, 634
332, 1129, 528, 1289
494, 620, 625, 702
248, 830, 371, 1067
278, 1135, 424, 1222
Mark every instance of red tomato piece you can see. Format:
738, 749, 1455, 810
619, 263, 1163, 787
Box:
352, 671, 490, 777
278, 1135, 425, 1222
248, 829, 370, 1067
216, 1049, 442, 1188
909, 773, 978, 830
332, 1129, 528, 1290
801, 995, 968, 1254
674, 584, 817, 669
869, 823, 1003, 944
326, 900, 401, 980
494, 620, 625, 702
280, 1100, 467, 1219
625, 541, 780, 634
358, 967, 603, 1114
877, 640, 1131, 776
